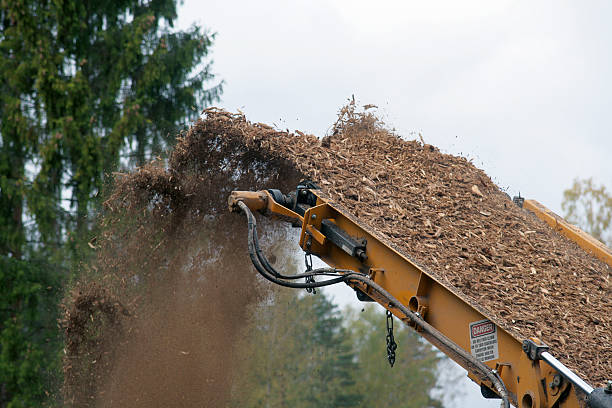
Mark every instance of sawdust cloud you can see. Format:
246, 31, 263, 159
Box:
62, 117, 302, 406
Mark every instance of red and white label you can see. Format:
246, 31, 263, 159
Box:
471, 321, 495, 337
469, 319, 499, 362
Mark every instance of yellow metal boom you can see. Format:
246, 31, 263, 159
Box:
229, 184, 612, 408
523, 199, 612, 267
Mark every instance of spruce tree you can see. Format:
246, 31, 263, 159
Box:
233, 290, 363, 408
0, 0, 221, 405
347, 305, 444, 408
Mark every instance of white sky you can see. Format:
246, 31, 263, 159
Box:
177, 0, 612, 215
177, 1, 611, 406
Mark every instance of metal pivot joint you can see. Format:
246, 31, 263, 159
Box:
522, 340, 612, 408
523, 339, 592, 394
269, 182, 369, 263
522, 339, 549, 361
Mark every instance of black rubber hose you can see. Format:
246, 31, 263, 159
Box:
254, 227, 344, 279
345, 274, 511, 408
246, 201, 356, 280
239, 201, 355, 288
237, 200, 510, 407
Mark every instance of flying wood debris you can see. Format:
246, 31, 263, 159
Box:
171, 106, 611, 387
62, 122, 302, 406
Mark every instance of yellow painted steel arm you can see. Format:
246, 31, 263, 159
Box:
523, 199, 612, 268
228, 190, 302, 223
230, 188, 608, 408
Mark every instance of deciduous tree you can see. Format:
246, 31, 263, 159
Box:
234, 289, 447, 407
562, 178, 612, 246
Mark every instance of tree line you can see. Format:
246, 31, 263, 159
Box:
1, 0, 220, 405
562, 178, 612, 247
231, 289, 444, 408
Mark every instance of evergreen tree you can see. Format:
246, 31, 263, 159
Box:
0, 0, 221, 405
347, 305, 443, 408
0, 257, 61, 407
233, 289, 362, 408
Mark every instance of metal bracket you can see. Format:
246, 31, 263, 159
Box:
588, 386, 612, 408
513, 193, 525, 208
522, 338, 550, 361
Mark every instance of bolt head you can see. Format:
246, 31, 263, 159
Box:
311, 214, 317, 219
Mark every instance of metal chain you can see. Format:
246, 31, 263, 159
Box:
305, 251, 313, 270
304, 236, 316, 294
386, 310, 397, 367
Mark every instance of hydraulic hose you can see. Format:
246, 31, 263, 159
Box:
236, 200, 510, 408
239, 201, 358, 288
249, 204, 354, 280
345, 274, 511, 408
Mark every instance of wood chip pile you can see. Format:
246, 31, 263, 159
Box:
173, 107, 611, 386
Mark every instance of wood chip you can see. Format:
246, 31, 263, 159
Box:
179, 109, 612, 387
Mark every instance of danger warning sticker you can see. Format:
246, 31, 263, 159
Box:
469, 319, 499, 362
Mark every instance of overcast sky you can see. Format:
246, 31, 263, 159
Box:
177, 2, 611, 406
177, 0, 611, 214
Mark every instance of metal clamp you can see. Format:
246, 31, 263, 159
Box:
522, 339, 549, 361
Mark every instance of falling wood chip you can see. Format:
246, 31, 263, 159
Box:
471, 185, 484, 197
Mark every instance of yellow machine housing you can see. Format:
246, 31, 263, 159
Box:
228, 184, 612, 408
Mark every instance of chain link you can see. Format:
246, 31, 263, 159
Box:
304, 236, 316, 294
386, 310, 397, 367
305, 252, 313, 271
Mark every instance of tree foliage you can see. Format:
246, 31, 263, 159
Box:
0, 0, 221, 404
233, 289, 362, 408
234, 289, 444, 407
1, 0, 222, 250
562, 178, 612, 246
346, 305, 443, 408
0, 257, 61, 408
